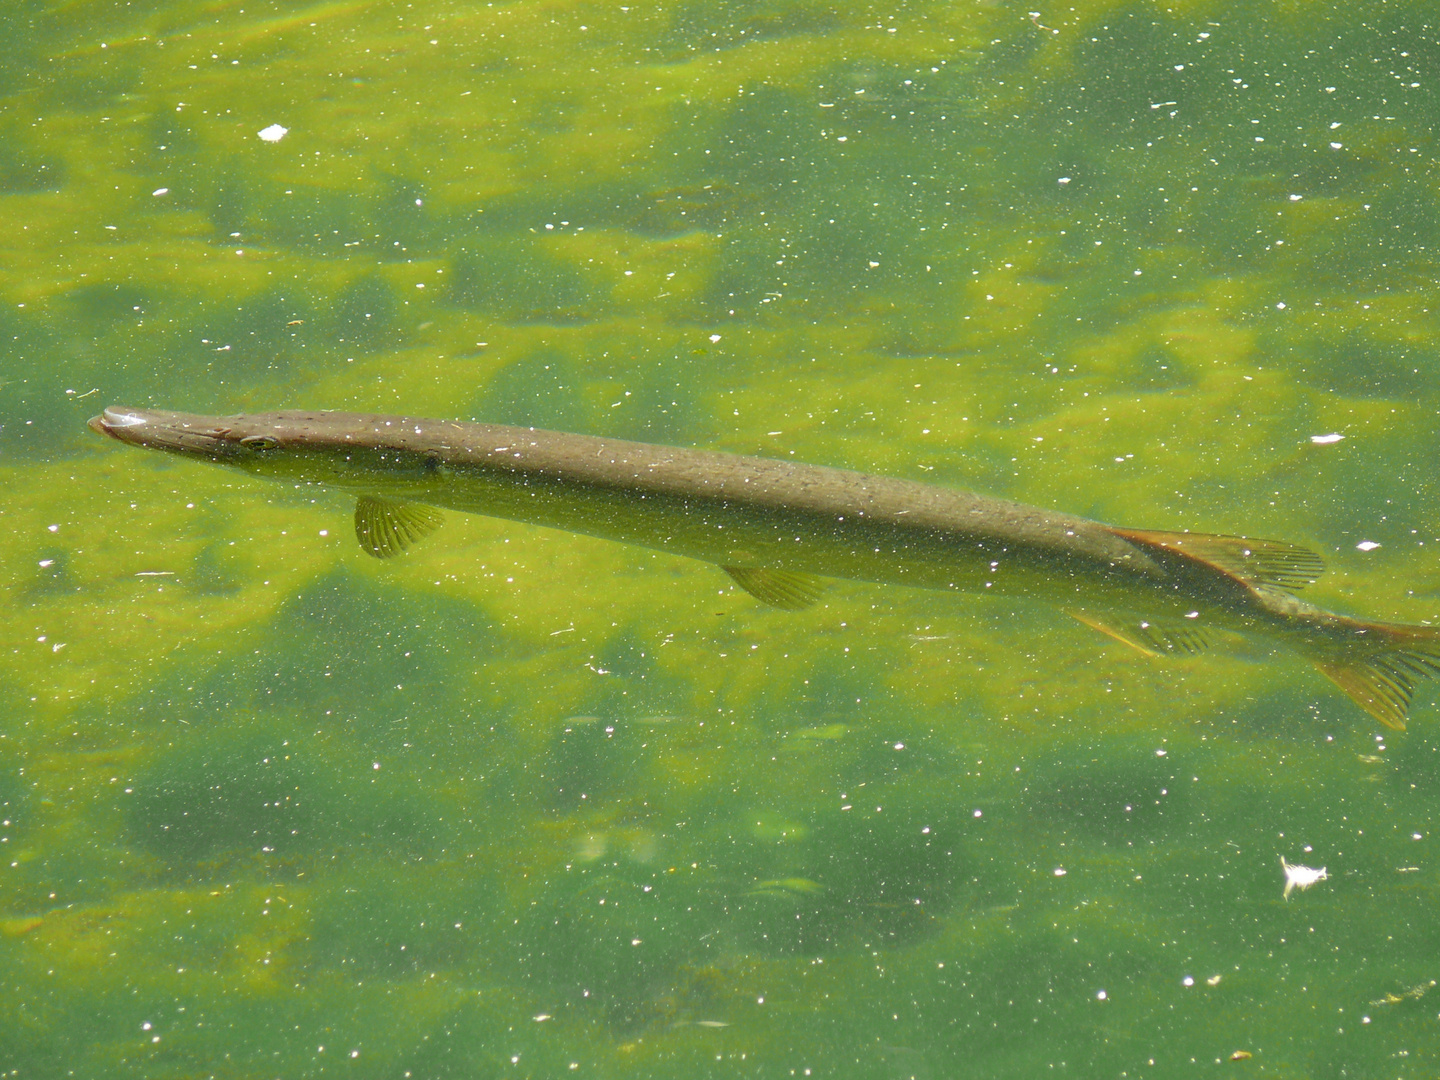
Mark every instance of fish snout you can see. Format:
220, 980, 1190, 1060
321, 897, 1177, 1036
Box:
87, 406, 238, 456
89, 407, 152, 441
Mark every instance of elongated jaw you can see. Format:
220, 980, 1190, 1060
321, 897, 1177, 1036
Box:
88, 407, 151, 441
88, 406, 243, 457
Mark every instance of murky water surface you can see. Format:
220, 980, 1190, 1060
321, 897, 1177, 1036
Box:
3, 2, 1440, 1076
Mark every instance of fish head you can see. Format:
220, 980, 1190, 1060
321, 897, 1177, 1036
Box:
89, 407, 281, 462
89, 407, 448, 490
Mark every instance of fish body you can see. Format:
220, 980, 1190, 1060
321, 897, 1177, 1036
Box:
89, 406, 1440, 729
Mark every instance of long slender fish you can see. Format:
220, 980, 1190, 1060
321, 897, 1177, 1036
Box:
89, 406, 1440, 730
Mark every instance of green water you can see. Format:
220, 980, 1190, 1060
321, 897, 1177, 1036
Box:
4, 1, 1440, 1075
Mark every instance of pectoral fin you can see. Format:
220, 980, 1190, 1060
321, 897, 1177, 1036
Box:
723, 567, 825, 609
354, 496, 444, 558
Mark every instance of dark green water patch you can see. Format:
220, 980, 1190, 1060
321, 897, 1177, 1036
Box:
139, 570, 503, 741
191, 286, 314, 379
324, 272, 406, 351
1021, 739, 1191, 840
449, 238, 596, 325
536, 716, 655, 814
127, 719, 451, 867
1293, 337, 1436, 400
305, 869, 487, 978
509, 857, 704, 1012
477, 342, 703, 443
127, 720, 334, 864
1384, 734, 1440, 798
479, 347, 593, 431
0, 126, 64, 193
653, 0, 842, 61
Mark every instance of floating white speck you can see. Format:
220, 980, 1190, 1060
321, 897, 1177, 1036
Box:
1289, 194, 1303, 201
1096, 989, 1107, 1000
1311, 433, 1344, 444
1058, 176, 1071, 184
152, 187, 169, 196
1053, 867, 1066, 876
258, 124, 288, 142
1281, 856, 1328, 898
709, 333, 721, 343
1356, 541, 1380, 552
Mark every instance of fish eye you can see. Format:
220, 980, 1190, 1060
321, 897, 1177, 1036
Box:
240, 435, 280, 450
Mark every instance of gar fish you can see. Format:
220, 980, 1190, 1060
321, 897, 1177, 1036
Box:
88, 406, 1440, 730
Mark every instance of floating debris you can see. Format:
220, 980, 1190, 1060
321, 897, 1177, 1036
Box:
1281, 857, 1328, 898
1370, 980, 1436, 1006
748, 877, 824, 898
792, 724, 848, 740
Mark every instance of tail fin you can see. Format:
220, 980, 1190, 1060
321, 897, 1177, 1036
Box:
1312, 623, 1440, 730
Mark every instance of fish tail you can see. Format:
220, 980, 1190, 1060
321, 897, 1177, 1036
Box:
1309, 620, 1440, 730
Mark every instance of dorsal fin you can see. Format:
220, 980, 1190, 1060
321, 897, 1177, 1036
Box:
723, 567, 825, 610
1109, 527, 1324, 591
354, 496, 444, 558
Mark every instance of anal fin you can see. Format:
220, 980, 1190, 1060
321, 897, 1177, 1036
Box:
1067, 610, 1216, 658
1067, 610, 1161, 657
355, 496, 444, 558
723, 567, 825, 610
